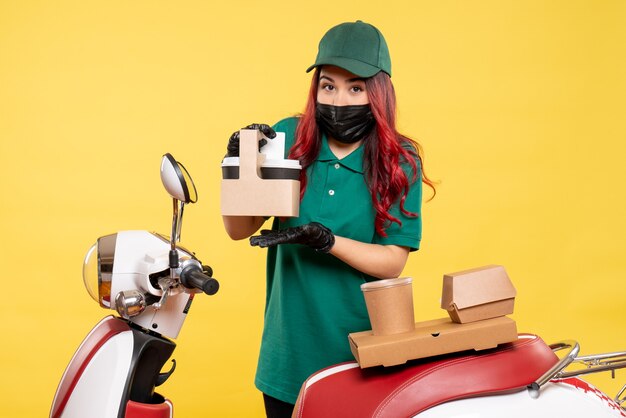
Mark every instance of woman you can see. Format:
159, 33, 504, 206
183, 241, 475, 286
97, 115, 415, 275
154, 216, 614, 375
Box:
223, 20, 435, 418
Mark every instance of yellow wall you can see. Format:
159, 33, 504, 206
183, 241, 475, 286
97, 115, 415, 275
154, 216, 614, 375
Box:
1, 1, 625, 416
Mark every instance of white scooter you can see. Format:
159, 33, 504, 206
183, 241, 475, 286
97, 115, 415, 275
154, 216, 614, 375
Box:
51, 153, 626, 418
50, 154, 218, 418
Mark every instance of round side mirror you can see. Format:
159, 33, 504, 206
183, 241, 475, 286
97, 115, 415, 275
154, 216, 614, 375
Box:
160, 153, 197, 203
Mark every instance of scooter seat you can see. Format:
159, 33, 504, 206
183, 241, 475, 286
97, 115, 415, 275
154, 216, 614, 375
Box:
294, 334, 558, 418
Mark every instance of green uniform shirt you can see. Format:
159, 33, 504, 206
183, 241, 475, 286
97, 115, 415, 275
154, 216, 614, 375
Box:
254, 116, 423, 404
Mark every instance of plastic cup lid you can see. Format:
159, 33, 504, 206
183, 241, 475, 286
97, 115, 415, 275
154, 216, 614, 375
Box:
261, 159, 302, 169
360, 277, 413, 291
221, 157, 240, 167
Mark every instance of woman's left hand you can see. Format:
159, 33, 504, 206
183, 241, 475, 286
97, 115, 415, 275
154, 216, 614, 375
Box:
249, 222, 335, 253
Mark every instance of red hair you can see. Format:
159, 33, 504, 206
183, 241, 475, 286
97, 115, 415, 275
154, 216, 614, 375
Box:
289, 68, 436, 236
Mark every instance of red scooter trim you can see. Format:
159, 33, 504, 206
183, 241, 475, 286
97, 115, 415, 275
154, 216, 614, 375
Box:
125, 399, 173, 418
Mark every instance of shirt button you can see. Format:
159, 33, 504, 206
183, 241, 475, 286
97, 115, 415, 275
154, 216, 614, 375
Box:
328, 190, 335, 196
334, 163, 340, 169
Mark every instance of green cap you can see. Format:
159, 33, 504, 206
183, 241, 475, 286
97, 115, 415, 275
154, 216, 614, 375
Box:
306, 20, 391, 78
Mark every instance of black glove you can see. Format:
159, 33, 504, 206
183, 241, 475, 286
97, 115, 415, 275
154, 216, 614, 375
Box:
226, 123, 276, 157
250, 222, 335, 253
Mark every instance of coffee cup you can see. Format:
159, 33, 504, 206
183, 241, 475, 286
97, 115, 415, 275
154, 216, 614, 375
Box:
260, 159, 302, 180
221, 157, 240, 179
360, 277, 415, 336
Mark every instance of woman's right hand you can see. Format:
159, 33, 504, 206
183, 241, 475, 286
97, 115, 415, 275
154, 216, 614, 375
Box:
226, 123, 276, 157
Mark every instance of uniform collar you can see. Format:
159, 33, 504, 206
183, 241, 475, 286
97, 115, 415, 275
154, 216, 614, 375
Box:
316, 134, 365, 173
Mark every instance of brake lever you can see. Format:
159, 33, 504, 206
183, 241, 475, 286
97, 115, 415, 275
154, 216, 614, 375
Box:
153, 277, 176, 310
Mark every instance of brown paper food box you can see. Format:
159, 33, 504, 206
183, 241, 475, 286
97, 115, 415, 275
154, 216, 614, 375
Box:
220, 129, 300, 217
348, 265, 518, 368
441, 265, 517, 323
349, 316, 518, 368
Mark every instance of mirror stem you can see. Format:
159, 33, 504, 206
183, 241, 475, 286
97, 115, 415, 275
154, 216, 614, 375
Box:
170, 198, 178, 252
177, 202, 185, 242
169, 198, 179, 273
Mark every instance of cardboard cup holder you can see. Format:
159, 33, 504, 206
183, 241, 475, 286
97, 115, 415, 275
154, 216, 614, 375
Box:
361, 277, 415, 336
220, 129, 301, 217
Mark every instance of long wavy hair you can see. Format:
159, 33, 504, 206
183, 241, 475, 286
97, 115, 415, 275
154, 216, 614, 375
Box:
289, 67, 436, 236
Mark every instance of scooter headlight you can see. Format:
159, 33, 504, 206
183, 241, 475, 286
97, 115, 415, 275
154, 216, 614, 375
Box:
82, 234, 116, 308
115, 290, 147, 318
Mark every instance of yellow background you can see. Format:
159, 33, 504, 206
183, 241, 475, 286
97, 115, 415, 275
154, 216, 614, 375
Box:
1, 1, 625, 416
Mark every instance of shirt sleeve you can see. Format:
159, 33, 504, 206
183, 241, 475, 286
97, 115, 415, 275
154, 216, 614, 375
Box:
372, 157, 423, 251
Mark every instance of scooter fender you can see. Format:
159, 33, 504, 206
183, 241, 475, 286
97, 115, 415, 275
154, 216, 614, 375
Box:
50, 316, 175, 418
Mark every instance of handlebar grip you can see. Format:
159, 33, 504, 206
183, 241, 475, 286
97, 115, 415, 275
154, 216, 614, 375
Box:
180, 265, 219, 295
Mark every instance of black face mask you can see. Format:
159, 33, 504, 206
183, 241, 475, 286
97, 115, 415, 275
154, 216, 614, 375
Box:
315, 103, 376, 144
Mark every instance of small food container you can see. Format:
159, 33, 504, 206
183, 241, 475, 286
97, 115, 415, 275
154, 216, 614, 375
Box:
441, 265, 517, 323
261, 159, 302, 180
361, 277, 415, 336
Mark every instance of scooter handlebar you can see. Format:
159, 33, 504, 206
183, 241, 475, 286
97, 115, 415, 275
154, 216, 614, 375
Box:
180, 264, 219, 295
